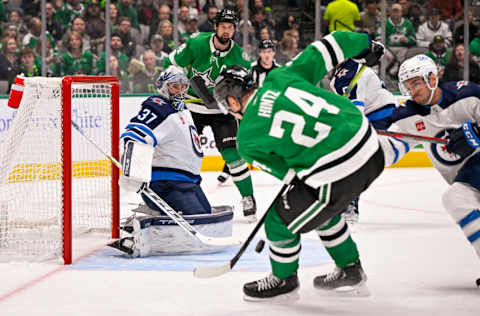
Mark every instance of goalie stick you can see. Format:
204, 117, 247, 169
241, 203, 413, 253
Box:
193, 184, 289, 278
71, 121, 241, 247
376, 130, 448, 144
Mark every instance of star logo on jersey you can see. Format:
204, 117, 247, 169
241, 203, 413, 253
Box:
415, 121, 426, 131
456, 81, 468, 90
192, 68, 215, 88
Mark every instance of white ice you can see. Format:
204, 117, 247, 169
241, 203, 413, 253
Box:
0, 168, 478, 316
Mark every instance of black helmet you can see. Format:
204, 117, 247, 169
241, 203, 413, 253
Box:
213, 65, 256, 114
258, 39, 275, 50
214, 9, 239, 27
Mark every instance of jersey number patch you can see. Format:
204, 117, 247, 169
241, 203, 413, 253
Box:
137, 108, 158, 124
269, 87, 339, 147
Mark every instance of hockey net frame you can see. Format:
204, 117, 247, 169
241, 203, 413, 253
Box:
0, 76, 120, 264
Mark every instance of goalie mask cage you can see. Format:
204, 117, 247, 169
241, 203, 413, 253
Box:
0, 76, 120, 264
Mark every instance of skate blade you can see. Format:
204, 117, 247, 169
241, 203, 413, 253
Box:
243, 288, 300, 302
314, 283, 370, 297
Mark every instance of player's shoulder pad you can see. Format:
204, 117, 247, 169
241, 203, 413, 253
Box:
390, 99, 430, 122
439, 81, 480, 108
135, 96, 176, 126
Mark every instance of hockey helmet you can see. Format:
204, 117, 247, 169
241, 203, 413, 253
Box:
214, 9, 238, 27
398, 54, 438, 103
155, 65, 189, 111
258, 39, 275, 51
213, 65, 256, 115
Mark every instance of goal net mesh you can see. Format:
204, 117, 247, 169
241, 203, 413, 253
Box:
0, 77, 116, 262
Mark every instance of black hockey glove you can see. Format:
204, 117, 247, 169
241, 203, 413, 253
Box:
446, 121, 480, 158
352, 41, 385, 67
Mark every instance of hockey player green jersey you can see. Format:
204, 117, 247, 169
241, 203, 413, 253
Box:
164, 32, 250, 101
237, 31, 381, 186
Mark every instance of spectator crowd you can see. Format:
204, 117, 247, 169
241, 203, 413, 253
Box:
0, 0, 479, 94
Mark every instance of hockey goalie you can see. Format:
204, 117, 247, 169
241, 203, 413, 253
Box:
110, 66, 234, 257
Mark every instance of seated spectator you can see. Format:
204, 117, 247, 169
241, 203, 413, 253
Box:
23, 17, 56, 52
180, 0, 199, 20
198, 5, 217, 33
402, 1, 425, 31
5, 8, 28, 39
148, 4, 171, 43
17, 47, 40, 77
323, 0, 360, 33
61, 17, 91, 52
177, 5, 191, 34
425, 35, 451, 78
21, 0, 40, 18
156, 20, 175, 53
454, 9, 478, 46
442, 43, 480, 84
258, 26, 273, 41
84, 0, 106, 55
109, 2, 121, 31
180, 18, 199, 43
358, 0, 380, 39
52, 31, 94, 76
378, 3, 416, 76
274, 34, 298, 65
117, 17, 137, 59
252, 0, 275, 29
109, 55, 130, 93
33, 35, 58, 76
46, 1, 63, 45
137, 0, 157, 27
469, 32, 480, 61
147, 34, 168, 67
130, 50, 162, 93
416, 8, 452, 48
252, 8, 274, 41
428, 0, 462, 22
117, 0, 140, 30
95, 33, 129, 75
0, 37, 20, 87
2, 24, 20, 45
275, 15, 297, 42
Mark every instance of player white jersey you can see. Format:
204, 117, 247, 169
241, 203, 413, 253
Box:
389, 82, 480, 184
121, 95, 204, 182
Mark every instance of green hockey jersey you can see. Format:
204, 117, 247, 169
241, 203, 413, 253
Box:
237, 31, 380, 188
164, 32, 250, 114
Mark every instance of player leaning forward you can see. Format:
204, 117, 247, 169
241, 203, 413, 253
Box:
113, 66, 234, 256
213, 31, 385, 300
163, 9, 257, 222
396, 55, 480, 284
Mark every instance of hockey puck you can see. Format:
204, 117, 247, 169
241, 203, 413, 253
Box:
255, 239, 265, 253
476, 278, 480, 288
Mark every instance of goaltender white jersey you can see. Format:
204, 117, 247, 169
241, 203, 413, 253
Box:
120, 95, 204, 182
389, 81, 480, 185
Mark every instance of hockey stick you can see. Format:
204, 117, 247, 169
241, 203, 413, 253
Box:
193, 184, 289, 278
71, 121, 241, 247
376, 130, 448, 144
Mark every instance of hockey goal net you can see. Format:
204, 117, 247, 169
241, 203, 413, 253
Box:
0, 76, 119, 264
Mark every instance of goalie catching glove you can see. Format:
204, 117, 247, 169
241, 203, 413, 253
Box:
446, 121, 480, 158
119, 140, 154, 192
352, 40, 385, 67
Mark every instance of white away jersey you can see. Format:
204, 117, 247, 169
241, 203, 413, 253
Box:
120, 96, 204, 182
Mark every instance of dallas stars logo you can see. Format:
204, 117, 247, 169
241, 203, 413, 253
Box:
192, 68, 216, 88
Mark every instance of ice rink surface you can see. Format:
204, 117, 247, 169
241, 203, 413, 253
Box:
0, 168, 479, 316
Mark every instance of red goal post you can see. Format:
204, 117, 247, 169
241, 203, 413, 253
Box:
0, 76, 120, 264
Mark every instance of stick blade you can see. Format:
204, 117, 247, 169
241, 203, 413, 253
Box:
193, 262, 232, 278
197, 234, 242, 247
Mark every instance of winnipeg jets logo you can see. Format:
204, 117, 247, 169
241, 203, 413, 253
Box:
456, 81, 468, 90
189, 125, 204, 157
430, 129, 464, 165
192, 68, 216, 88
337, 68, 349, 78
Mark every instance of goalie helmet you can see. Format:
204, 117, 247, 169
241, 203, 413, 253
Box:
213, 65, 256, 115
398, 54, 438, 104
155, 65, 189, 111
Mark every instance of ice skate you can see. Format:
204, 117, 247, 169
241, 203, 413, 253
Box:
243, 273, 300, 301
107, 237, 138, 257
313, 261, 370, 296
341, 198, 359, 224
241, 195, 257, 223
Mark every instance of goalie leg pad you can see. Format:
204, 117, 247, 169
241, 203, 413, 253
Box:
142, 181, 212, 215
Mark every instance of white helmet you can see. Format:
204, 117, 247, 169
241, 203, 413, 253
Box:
155, 65, 189, 110
398, 54, 438, 104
